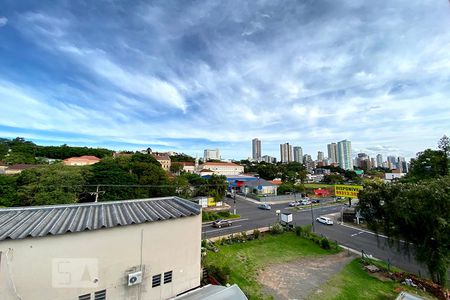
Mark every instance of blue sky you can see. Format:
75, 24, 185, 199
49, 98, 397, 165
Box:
0, 0, 449, 161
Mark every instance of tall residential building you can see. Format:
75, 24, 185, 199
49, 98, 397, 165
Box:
203, 149, 220, 161
398, 157, 408, 173
293, 146, 303, 163
252, 138, 262, 162
317, 151, 324, 161
387, 156, 398, 169
376, 154, 383, 167
337, 140, 353, 170
262, 155, 277, 164
280, 143, 293, 163
303, 154, 314, 172
327, 143, 338, 164
371, 157, 377, 168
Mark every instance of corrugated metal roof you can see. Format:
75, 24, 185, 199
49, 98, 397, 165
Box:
0, 197, 200, 241
174, 284, 248, 300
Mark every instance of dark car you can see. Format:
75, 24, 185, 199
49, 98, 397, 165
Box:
212, 219, 232, 228
311, 199, 320, 203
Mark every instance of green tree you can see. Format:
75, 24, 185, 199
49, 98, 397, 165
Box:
322, 174, 345, 184
281, 162, 308, 184
87, 157, 140, 201
256, 162, 279, 180
196, 175, 227, 200
170, 154, 195, 163
170, 162, 184, 174
0, 175, 19, 207
358, 178, 450, 286
277, 182, 304, 195
16, 164, 87, 206
407, 149, 448, 180
438, 135, 450, 157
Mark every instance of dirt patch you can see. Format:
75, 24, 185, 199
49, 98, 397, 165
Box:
258, 252, 355, 300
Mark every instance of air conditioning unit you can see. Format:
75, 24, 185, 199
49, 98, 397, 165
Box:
127, 271, 143, 286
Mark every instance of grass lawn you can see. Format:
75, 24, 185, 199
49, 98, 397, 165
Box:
204, 232, 340, 299
307, 259, 436, 300
304, 183, 334, 189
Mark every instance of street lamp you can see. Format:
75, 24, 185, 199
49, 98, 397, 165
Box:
310, 201, 315, 232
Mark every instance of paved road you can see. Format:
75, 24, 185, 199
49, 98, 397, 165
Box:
202, 195, 430, 278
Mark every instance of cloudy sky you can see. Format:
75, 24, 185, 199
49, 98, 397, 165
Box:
0, 0, 449, 160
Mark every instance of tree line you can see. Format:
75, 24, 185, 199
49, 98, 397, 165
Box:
358, 135, 450, 286
0, 137, 113, 164
0, 152, 228, 207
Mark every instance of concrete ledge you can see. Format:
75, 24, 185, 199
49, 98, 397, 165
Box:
207, 227, 270, 242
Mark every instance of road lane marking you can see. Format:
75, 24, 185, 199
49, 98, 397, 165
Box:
202, 218, 249, 227
340, 223, 389, 239
204, 225, 242, 234
351, 231, 364, 237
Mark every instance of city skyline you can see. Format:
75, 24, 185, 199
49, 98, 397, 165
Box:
0, 1, 449, 160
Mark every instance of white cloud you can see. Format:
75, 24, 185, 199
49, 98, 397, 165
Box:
0, 17, 7, 27
1, 1, 449, 159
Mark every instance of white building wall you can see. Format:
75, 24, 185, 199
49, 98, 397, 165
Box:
0, 215, 201, 300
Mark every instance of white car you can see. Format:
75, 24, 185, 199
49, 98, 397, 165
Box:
316, 216, 334, 225
289, 201, 299, 207
299, 199, 311, 205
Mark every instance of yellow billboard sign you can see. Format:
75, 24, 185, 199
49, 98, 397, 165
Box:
334, 185, 363, 198
207, 197, 216, 207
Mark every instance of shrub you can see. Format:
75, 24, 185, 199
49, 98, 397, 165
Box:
295, 226, 303, 236
320, 238, 331, 250
201, 239, 207, 247
240, 231, 248, 241
270, 223, 284, 235
217, 211, 231, 218
253, 229, 261, 239
205, 265, 231, 284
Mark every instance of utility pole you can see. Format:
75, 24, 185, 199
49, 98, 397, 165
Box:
90, 185, 105, 202
310, 201, 315, 232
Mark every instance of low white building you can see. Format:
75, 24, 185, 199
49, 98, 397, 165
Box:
384, 172, 406, 182
201, 162, 244, 176
0, 197, 202, 300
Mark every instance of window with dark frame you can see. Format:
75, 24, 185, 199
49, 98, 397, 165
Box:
94, 289, 106, 300
78, 294, 91, 300
152, 274, 162, 287
164, 271, 173, 284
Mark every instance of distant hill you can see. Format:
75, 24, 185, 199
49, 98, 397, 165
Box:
0, 137, 114, 165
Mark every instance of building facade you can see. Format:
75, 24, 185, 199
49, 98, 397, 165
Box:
252, 138, 262, 162
327, 143, 338, 164
317, 151, 324, 162
376, 154, 383, 168
261, 155, 276, 164
152, 153, 171, 171
337, 140, 353, 170
280, 143, 293, 163
203, 149, 220, 162
293, 146, 303, 163
0, 197, 201, 300
201, 162, 244, 176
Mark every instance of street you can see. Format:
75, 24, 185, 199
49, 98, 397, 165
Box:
202, 195, 430, 278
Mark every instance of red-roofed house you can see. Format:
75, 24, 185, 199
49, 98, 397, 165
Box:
63, 156, 101, 166
152, 153, 171, 171
178, 162, 196, 173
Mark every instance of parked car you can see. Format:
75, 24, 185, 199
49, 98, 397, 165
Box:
299, 199, 311, 205
289, 201, 299, 207
259, 203, 271, 210
212, 219, 232, 228
316, 216, 334, 225
311, 199, 320, 204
